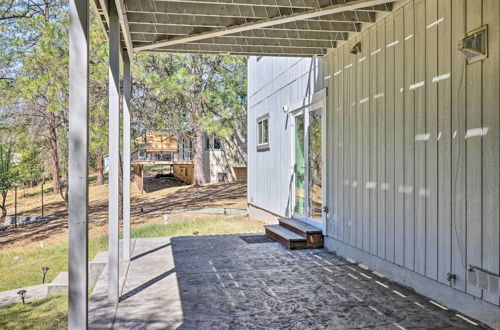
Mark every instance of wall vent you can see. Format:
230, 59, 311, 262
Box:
458, 25, 488, 64
468, 266, 500, 295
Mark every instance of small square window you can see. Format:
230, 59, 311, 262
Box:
257, 114, 270, 151
206, 135, 222, 151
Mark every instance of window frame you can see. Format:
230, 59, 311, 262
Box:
205, 135, 222, 151
256, 113, 270, 151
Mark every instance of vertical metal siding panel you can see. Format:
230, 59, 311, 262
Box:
414, 0, 427, 276
356, 34, 365, 249
248, 60, 255, 207
394, 8, 405, 266
378, 17, 389, 259
338, 46, 345, 243
425, 0, 439, 280
385, 14, 396, 263
369, 25, 378, 254
437, 0, 453, 286
349, 39, 357, 246
450, 0, 467, 295
404, 2, 416, 271
362, 29, 372, 252
331, 53, 339, 239
281, 88, 288, 215
465, 0, 483, 299
481, 0, 499, 305
343, 44, 351, 243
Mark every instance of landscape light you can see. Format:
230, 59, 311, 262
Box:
17, 290, 27, 305
42, 266, 50, 283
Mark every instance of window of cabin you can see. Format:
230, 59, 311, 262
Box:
257, 114, 270, 151
205, 135, 222, 151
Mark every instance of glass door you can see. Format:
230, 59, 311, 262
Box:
292, 107, 324, 228
293, 113, 306, 217
308, 108, 323, 221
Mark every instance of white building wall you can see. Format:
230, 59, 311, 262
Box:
248, 56, 324, 217
247, 0, 500, 326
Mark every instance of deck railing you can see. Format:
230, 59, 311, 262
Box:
131, 148, 193, 162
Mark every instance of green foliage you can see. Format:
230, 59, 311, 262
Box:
130, 216, 262, 239
1, 2, 110, 184
0, 294, 67, 330
16, 137, 44, 184
132, 53, 247, 139
0, 235, 108, 292
1, 2, 247, 186
0, 143, 19, 201
89, 15, 109, 168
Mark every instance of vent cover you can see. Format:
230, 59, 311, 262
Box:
458, 25, 488, 63
468, 266, 500, 295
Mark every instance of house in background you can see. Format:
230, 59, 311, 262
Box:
203, 131, 247, 183
131, 130, 193, 191
131, 130, 247, 190
248, 0, 499, 326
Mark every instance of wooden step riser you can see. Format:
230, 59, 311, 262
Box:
279, 222, 324, 249
265, 228, 307, 250
279, 221, 308, 237
306, 234, 324, 249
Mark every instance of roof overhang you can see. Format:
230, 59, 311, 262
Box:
92, 0, 397, 58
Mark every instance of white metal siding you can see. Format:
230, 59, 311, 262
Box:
248, 0, 499, 311
248, 56, 323, 217
325, 0, 499, 307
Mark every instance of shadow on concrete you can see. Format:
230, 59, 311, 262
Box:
130, 242, 171, 261
120, 268, 176, 302
88, 235, 487, 329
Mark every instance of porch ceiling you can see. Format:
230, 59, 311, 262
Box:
93, 0, 396, 57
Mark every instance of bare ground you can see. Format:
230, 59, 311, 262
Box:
0, 179, 249, 251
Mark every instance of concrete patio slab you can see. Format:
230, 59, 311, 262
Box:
89, 235, 487, 329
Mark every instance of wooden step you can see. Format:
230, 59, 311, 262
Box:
278, 218, 324, 249
279, 218, 322, 235
264, 225, 307, 250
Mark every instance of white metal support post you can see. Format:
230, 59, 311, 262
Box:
108, 0, 120, 303
123, 54, 131, 262
68, 0, 89, 328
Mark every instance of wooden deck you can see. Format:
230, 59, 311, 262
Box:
131, 160, 193, 166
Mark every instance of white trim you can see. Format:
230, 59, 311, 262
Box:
290, 90, 326, 231
284, 88, 327, 114
256, 114, 270, 151
114, 0, 133, 60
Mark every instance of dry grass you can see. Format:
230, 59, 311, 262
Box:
4, 175, 247, 219
1, 177, 248, 251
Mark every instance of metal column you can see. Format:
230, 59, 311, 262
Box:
68, 0, 89, 328
123, 54, 131, 262
108, 0, 120, 304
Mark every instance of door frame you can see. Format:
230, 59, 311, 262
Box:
289, 89, 327, 231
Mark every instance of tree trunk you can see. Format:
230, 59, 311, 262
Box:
96, 152, 104, 185
1, 191, 7, 218
192, 123, 206, 186
48, 113, 61, 194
